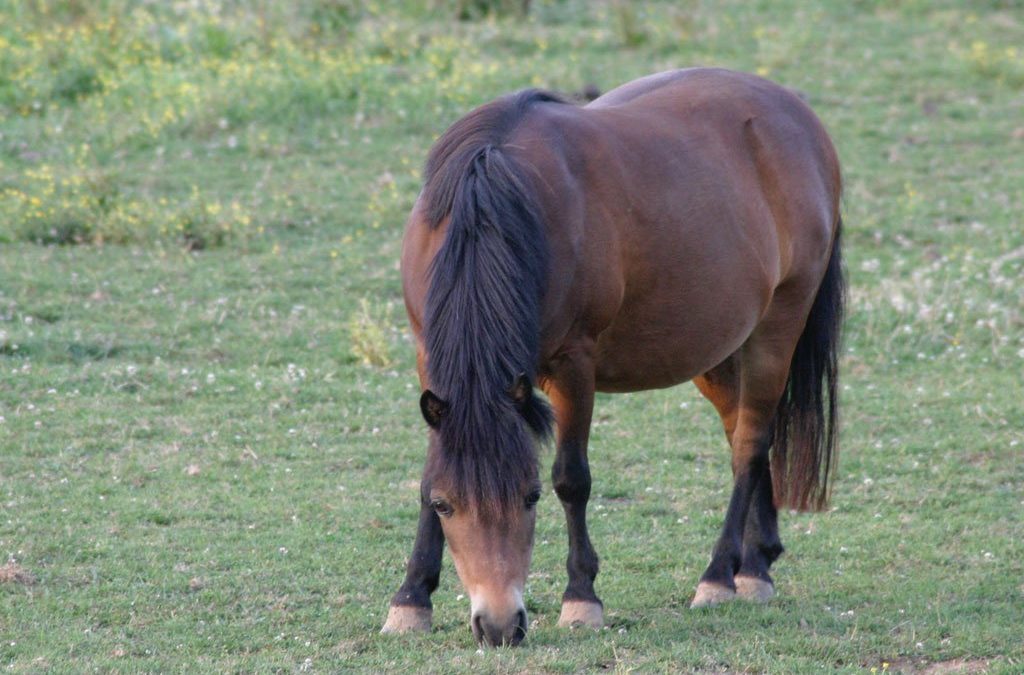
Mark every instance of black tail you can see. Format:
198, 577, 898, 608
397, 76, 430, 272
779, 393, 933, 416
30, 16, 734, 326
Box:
771, 218, 845, 512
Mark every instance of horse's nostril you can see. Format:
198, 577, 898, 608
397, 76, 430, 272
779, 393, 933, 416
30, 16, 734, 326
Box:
471, 613, 485, 643
510, 609, 528, 646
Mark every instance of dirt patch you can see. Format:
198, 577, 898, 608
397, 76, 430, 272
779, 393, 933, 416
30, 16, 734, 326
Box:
887, 658, 994, 674
921, 659, 993, 674
333, 637, 371, 656
0, 562, 36, 586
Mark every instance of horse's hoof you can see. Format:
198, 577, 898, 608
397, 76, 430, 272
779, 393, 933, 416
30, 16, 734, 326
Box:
735, 575, 775, 602
380, 605, 432, 633
557, 600, 604, 629
690, 581, 737, 608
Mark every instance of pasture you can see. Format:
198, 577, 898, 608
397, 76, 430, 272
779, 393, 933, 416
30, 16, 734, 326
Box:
1, 0, 1022, 671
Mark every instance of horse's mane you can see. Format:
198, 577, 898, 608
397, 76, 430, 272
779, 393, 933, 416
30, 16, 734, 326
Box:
421, 90, 564, 522
422, 89, 567, 227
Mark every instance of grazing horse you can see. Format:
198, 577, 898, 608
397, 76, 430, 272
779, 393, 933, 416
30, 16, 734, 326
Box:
383, 68, 844, 646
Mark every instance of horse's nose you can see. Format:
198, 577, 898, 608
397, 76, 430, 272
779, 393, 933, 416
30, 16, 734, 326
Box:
471, 608, 528, 647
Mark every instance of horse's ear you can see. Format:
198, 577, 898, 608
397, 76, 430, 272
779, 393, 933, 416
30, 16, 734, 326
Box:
511, 372, 554, 439
420, 390, 448, 428
510, 372, 532, 411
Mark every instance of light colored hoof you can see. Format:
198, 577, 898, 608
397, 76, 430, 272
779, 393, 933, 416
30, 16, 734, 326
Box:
690, 581, 737, 608
735, 575, 775, 602
380, 605, 432, 633
557, 600, 604, 629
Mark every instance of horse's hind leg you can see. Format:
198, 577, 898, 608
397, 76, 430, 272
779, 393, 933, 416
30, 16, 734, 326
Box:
693, 355, 740, 446
691, 370, 778, 607
691, 299, 806, 608
734, 460, 783, 601
690, 356, 744, 607
543, 342, 604, 629
688, 354, 753, 606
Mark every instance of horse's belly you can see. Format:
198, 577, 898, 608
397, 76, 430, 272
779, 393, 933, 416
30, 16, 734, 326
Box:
591, 283, 764, 393
593, 331, 744, 393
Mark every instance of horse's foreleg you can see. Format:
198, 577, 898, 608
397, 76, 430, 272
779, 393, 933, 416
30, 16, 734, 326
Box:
383, 348, 444, 633
544, 344, 603, 629
381, 498, 444, 633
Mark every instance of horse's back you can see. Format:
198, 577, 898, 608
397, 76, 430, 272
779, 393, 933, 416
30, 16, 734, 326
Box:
589, 67, 840, 217
528, 69, 841, 391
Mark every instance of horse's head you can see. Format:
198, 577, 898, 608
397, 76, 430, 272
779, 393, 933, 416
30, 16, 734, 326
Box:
418, 375, 550, 646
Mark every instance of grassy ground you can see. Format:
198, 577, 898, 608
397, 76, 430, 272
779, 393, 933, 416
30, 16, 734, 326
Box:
2, 0, 1023, 672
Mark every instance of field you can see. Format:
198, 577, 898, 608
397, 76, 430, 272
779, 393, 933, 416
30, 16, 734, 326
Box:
2, 0, 1023, 672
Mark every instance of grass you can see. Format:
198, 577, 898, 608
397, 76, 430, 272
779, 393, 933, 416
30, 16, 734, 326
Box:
2, 0, 1023, 672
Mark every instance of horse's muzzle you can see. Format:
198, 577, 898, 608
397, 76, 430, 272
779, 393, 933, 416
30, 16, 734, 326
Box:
471, 608, 528, 647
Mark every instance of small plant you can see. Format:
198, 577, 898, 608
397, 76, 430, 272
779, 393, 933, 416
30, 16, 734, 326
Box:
348, 298, 393, 368
454, 0, 531, 21
304, 0, 360, 39
612, 0, 648, 47
177, 208, 227, 251
22, 214, 93, 245
50, 63, 103, 104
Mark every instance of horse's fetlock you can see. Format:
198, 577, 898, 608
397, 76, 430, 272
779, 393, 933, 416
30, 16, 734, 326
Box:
580, 556, 599, 580
761, 541, 784, 564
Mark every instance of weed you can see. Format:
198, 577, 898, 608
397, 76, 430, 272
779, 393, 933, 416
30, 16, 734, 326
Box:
611, 0, 649, 47
348, 298, 395, 368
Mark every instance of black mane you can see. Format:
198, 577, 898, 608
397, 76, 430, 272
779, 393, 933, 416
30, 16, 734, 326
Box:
421, 90, 562, 521
422, 89, 567, 229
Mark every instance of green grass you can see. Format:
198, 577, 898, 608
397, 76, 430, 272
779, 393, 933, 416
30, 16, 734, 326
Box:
2, 0, 1023, 672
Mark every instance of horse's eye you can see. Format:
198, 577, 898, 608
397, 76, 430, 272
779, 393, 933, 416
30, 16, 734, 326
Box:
430, 498, 453, 517
525, 489, 542, 509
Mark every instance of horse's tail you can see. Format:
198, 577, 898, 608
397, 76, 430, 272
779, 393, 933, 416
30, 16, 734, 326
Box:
770, 217, 845, 512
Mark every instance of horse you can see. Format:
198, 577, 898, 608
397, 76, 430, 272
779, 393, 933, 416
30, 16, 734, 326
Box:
383, 67, 844, 646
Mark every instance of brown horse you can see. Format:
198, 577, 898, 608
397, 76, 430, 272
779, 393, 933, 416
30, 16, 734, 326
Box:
383, 68, 844, 646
